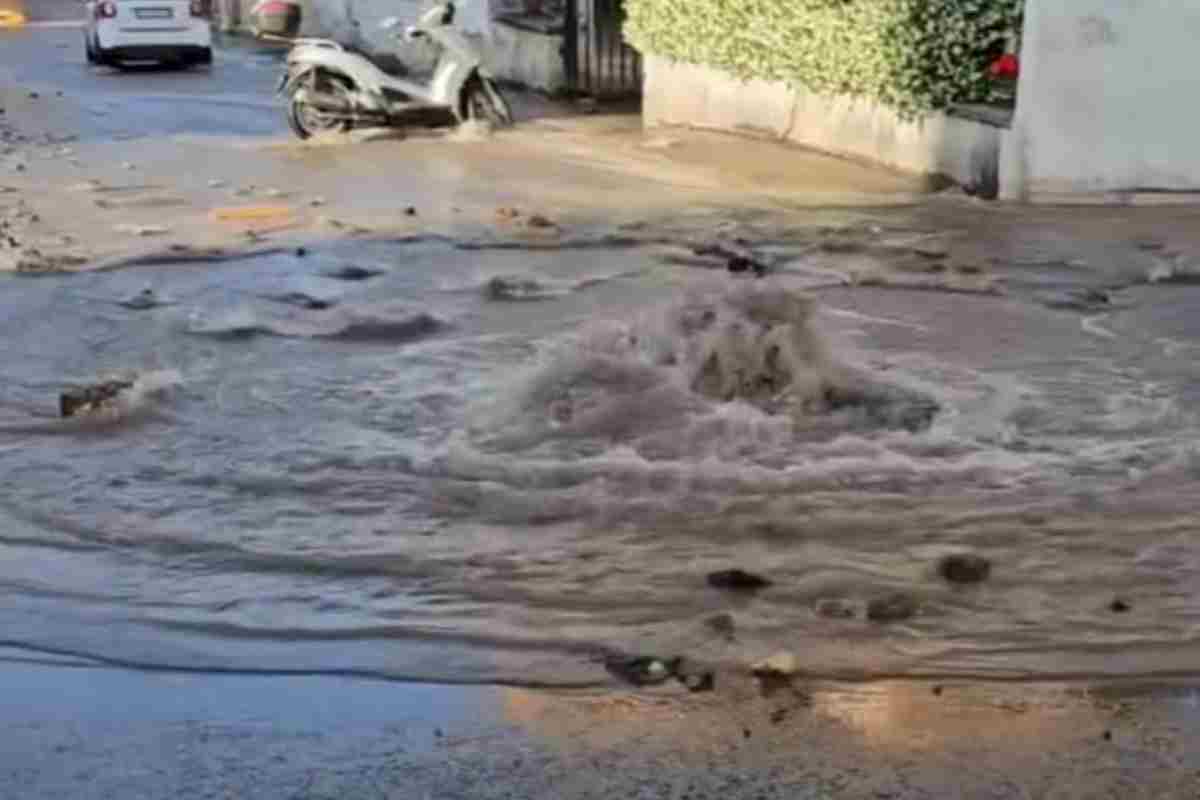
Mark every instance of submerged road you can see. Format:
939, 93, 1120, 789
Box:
6, 5, 1200, 798
3, 0, 286, 140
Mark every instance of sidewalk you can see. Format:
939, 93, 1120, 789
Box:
0, 83, 941, 273
2, 660, 1198, 799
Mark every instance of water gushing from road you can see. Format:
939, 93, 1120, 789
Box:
2, 228, 1200, 686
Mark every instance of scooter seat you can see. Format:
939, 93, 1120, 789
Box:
342, 45, 408, 79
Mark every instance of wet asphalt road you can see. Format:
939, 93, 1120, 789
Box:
1, 17, 288, 140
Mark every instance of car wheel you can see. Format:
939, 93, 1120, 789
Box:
84, 34, 97, 64
94, 40, 118, 68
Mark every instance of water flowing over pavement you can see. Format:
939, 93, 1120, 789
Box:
5, 217, 1200, 689
5, 10, 1200, 798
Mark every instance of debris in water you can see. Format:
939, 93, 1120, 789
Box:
322, 264, 385, 281
707, 569, 772, 592
60, 380, 133, 418
752, 652, 799, 678
726, 254, 768, 277
1109, 598, 1131, 614
484, 275, 561, 302
937, 553, 992, 584
867, 593, 918, 623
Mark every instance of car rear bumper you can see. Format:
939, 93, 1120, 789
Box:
102, 43, 210, 60
96, 20, 211, 53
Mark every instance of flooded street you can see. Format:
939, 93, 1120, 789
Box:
6, 10, 1200, 797
3, 210, 1200, 686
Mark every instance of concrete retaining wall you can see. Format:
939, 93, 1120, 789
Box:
643, 56, 1004, 194
1005, 0, 1200, 201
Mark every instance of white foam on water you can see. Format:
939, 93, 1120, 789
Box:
448, 119, 494, 144
443, 283, 1062, 525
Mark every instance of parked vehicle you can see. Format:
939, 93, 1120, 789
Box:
84, 0, 213, 68
273, 1, 512, 140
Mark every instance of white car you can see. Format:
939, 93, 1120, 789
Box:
84, 0, 213, 68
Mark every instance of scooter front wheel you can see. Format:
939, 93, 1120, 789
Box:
461, 75, 513, 128
287, 72, 354, 140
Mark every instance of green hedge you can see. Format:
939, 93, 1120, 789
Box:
625, 0, 1022, 118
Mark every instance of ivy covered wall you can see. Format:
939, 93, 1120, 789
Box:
625, 0, 1022, 118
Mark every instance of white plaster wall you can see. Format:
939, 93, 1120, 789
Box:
1012, 0, 1200, 198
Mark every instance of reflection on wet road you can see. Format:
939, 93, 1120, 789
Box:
0, 24, 286, 139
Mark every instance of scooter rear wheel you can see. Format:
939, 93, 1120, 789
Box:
287, 71, 354, 140
461, 75, 513, 128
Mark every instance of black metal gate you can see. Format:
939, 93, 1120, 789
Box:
564, 0, 641, 97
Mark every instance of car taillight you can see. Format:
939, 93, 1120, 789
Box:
190, 0, 210, 17
95, 1, 117, 18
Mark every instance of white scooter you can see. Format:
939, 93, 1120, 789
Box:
277, 1, 512, 140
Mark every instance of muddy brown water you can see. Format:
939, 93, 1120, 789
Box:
2, 217, 1200, 687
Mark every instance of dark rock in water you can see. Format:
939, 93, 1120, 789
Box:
691, 242, 769, 277
937, 553, 992, 584
485, 275, 552, 302
295, 247, 308, 257
60, 379, 133, 418
328, 313, 443, 343
726, 255, 769, 277
603, 654, 680, 687
1109, 597, 1131, 614
322, 264, 385, 281
815, 598, 857, 619
707, 569, 772, 592
867, 592, 918, 623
